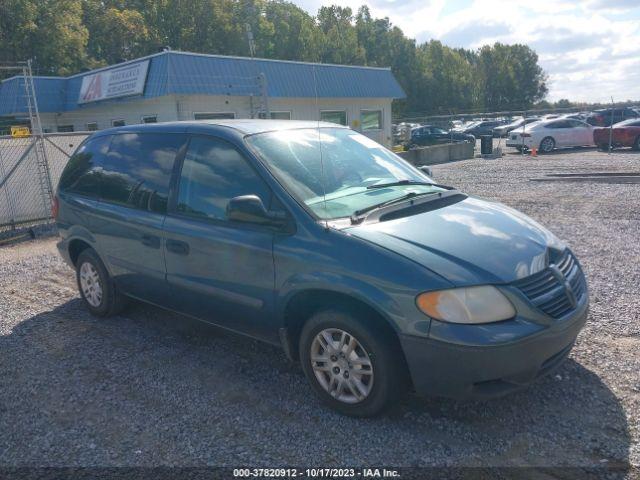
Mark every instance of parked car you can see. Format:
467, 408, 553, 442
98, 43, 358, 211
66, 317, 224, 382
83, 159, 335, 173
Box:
393, 122, 419, 145
462, 120, 506, 138
493, 117, 541, 137
451, 120, 477, 132
405, 125, 475, 148
55, 120, 589, 416
563, 112, 590, 121
593, 118, 640, 150
586, 107, 639, 127
506, 118, 595, 153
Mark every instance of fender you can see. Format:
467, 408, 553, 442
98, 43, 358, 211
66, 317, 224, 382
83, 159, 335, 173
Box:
276, 270, 408, 334
57, 226, 102, 270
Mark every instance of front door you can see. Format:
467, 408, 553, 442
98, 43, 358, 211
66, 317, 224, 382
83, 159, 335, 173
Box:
163, 135, 277, 342
568, 120, 593, 146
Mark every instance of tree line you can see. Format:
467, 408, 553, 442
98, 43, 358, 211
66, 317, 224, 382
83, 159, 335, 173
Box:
0, 0, 549, 115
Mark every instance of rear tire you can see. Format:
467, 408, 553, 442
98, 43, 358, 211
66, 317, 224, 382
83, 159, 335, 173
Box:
634, 136, 640, 151
76, 249, 126, 317
539, 136, 555, 153
598, 143, 610, 152
299, 308, 407, 417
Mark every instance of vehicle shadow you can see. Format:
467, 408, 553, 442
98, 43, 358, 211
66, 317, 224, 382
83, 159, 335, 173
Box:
504, 146, 599, 157
0, 299, 632, 471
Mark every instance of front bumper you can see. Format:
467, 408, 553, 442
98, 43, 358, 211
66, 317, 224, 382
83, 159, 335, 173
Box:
399, 303, 588, 399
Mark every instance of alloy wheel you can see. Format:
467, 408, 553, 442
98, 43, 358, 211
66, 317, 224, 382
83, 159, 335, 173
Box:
310, 328, 374, 404
79, 261, 103, 307
540, 137, 555, 153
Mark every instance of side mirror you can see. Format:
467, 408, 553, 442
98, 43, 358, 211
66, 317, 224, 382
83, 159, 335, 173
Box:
226, 195, 287, 227
419, 165, 433, 177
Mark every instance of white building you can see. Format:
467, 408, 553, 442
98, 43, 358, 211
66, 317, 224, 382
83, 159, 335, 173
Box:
0, 50, 405, 145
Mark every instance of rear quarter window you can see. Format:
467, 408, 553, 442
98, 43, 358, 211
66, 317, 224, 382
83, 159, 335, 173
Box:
101, 133, 187, 214
58, 135, 111, 197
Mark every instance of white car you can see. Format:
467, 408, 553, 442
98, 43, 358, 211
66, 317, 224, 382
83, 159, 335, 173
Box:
506, 118, 595, 153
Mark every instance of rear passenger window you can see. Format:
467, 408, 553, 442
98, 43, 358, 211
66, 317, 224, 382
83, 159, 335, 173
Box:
101, 133, 187, 213
58, 135, 111, 197
175, 136, 270, 221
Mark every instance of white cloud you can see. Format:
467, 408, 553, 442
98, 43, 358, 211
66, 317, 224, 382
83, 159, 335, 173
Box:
290, 0, 640, 102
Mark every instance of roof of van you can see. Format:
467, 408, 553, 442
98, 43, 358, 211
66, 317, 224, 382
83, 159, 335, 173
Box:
96, 119, 349, 136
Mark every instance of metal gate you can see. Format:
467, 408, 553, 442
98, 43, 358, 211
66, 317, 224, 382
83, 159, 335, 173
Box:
0, 133, 88, 236
0, 60, 88, 238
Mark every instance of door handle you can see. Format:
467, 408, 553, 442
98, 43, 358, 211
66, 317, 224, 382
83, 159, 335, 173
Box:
166, 239, 190, 255
141, 234, 161, 249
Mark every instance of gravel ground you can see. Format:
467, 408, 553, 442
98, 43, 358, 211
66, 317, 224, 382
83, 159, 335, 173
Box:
0, 146, 638, 473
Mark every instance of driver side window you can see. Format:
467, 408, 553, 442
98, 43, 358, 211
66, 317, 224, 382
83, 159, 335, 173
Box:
176, 136, 271, 222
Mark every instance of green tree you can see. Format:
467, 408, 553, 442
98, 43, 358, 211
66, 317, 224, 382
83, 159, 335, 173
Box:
554, 98, 573, 109
84, 5, 149, 65
0, 0, 90, 75
476, 43, 547, 111
1, 0, 551, 115
317, 6, 365, 64
411, 40, 476, 114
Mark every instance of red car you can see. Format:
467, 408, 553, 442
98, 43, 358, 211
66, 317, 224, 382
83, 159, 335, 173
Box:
593, 119, 640, 150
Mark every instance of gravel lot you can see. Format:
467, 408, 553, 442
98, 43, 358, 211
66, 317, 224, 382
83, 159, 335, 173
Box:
0, 146, 638, 473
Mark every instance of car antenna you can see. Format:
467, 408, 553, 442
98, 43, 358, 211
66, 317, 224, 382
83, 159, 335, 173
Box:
312, 65, 329, 231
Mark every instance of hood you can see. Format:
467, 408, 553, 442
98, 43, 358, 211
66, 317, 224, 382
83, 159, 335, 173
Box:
346, 197, 565, 285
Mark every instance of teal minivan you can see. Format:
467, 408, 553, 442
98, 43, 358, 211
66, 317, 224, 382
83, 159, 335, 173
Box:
55, 120, 588, 416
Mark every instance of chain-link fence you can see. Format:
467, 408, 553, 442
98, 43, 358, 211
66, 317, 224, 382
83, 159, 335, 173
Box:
0, 132, 88, 237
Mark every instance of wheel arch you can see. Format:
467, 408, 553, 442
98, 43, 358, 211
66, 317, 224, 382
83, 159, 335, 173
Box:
68, 238, 93, 266
280, 288, 406, 365
539, 135, 555, 152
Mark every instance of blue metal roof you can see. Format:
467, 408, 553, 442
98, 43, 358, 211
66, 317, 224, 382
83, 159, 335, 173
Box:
0, 51, 405, 115
0, 76, 66, 116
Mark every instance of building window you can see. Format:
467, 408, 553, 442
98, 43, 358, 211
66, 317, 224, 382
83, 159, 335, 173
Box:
361, 110, 382, 130
142, 115, 157, 124
270, 111, 291, 120
57, 125, 74, 133
112, 119, 125, 127
194, 112, 235, 120
320, 110, 347, 126
87, 122, 98, 131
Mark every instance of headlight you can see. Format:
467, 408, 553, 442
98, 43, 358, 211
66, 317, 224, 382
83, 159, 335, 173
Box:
416, 286, 515, 324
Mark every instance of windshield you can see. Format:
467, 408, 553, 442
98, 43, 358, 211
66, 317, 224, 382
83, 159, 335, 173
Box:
246, 128, 444, 220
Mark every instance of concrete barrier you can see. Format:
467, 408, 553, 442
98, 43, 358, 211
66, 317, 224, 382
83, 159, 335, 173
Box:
396, 142, 474, 166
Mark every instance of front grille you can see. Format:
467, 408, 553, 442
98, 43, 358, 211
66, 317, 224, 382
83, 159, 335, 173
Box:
513, 250, 587, 318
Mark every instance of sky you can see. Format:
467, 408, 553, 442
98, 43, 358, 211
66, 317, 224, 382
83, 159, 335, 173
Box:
292, 0, 640, 103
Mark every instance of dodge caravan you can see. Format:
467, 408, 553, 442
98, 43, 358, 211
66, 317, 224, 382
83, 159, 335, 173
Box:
55, 120, 589, 416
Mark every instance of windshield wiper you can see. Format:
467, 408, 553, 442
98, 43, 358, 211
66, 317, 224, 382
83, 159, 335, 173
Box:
366, 179, 436, 189
350, 191, 439, 224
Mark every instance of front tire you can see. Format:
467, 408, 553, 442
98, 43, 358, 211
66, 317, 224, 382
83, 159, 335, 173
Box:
634, 136, 640, 151
539, 136, 555, 153
76, 249, 126, 317
299, 308, 407, 417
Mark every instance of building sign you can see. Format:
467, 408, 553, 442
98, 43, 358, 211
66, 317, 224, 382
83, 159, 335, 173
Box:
78, 60, 149, 104
10, 126, 30, 137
